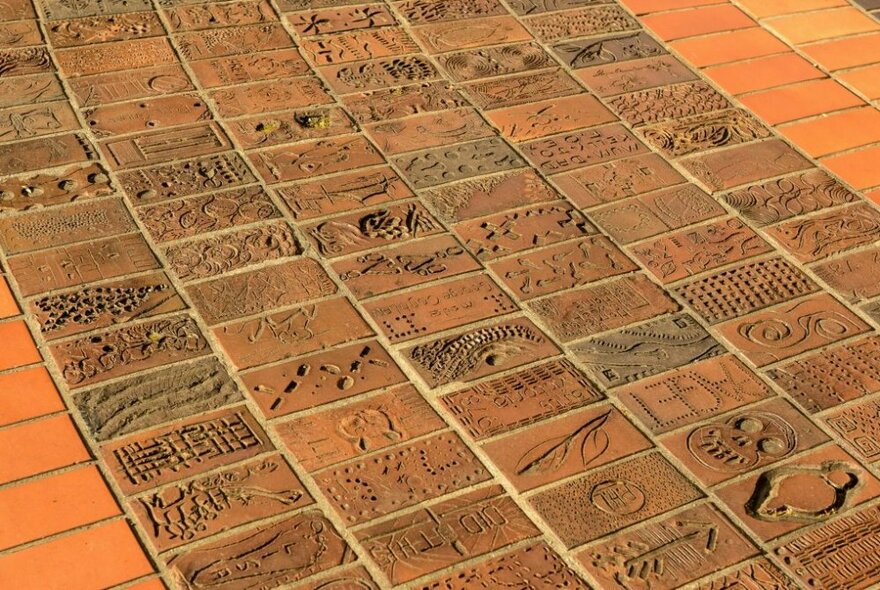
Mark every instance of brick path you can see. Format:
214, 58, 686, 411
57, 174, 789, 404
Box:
1, 1, 880, 589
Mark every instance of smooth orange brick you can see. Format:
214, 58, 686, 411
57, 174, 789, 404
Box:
0, 415, 90, 485
670, 28, 789, 67
0, 520, 153, 590
823, 145, 880, 189
802, 33, 880, 70
706, 53, 823, 94
769, 8, 880, 44
0, 279, 17, 319
839, 64, 880, 99
867, 189, 880, 204
738, 0, 848, 18
642, 5, 755, 40
739, 79, 863, 124
0, 466, 120, 550
621, 0, 724, 15
0, 320, 40, 371
0, 366, 64, 427
781, 107, 880, 157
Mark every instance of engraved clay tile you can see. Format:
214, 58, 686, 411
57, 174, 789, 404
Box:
521, 123, 649, 174
682, 139, 813, 193
0, 163, 113, 213
343, 80, 469, 124
577, 54, 698, 97
824, 398, 880, 465
765, 203, 880, 263
229, 106, 357, 150
186, 49, 310, 89
462, 69, 582, 110
525, 5, 639, 42
437, 42, 555, 83
249, 135, 384, 184
411, 15, 533, 54
67, 64, 196, 107
300, 27, 419, 66
553, 31, 666, 70
0, 74, 66, 110
364, 107, 496, 155
692, 557, 799, 590
0, 101, 80, 145
394, 0, 508, 25
175, 24, 293, 61
486, 93, 616, 142
640, 108, 771, 158
45, 12, 165, 48
321, 54, 439, 94
163, 0, 277, 32
287, 5, 397, 37
82, 94, 211, 138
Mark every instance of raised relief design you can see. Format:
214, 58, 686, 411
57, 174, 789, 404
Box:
442, 359, 603, 440
164, 222, 301, 281
395, 137, 527, 187
307, 203, 442, 257
47, 12, 164, 47
767, 203, 880, 262
0, 46, 53, 77
530, 274, 678, 342
554, 32, 665, 69
676, 258, 818, 324
69, 65, 196, 107
229, 107, 355, 149
724, 169, 857, 226
279, 385, 444, 471
314, 431, 491, 524
140, 186, 280, 242
32, 273, 185, 340
455, 202, 596, 260
357, 486, 539, 585
176, 24, 292, 60
55, 38, 175, 76
770, 336, 880, 413
522, 124, 647, 173
324, 55, 437, 93
815, 246, 880, 303
464, 69, 581, 110
718, 294, 869, 367
133, 456, 309, 551
642, 109, 770, 157
746, 462, 861, 523
188, 48, 310, 88
119, 152, 256, 204
0, 101, 79, 143
40, 0, 152, 19
406, 318, 557, 387
301, 27, 418, 65
209, 76, 331, 118
187, 258, 336, 325
616, 355, 771, 434
52, 315, 209, 388
73, 357, 242, 442
695, 558, 798, 590
0, 75, 65, 109
165, 0, 276, 31
531, 452, 702, 548
0, 163, 113, 213
609, 81, 729, 126
826, 400, 880, 463
413, 16, 531, 54
527, 5, 638, 41
169, 512, 354, 590
102, 122, 231, 169
344, 81, 468, 124
243, 340, 406, 418
366, 107, 494, 154
288, 5, 395, 36
335, 234, 481, 299
250, 135, 383, 183
438, 42, 555, 82
574, 314, 725, 388
396, 0, 507, 24
687, 411, 799, 474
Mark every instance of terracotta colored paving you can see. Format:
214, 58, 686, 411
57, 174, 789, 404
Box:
1, 1, 880, 589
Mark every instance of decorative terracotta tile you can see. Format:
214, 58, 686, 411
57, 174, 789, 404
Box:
631, 218, 772, 284
288, 5, 396, 36
366, 107, 495, 154
42, 0, 151, 19
100, 122, 232, 170
31, 272, 186, 340
176, 24, 293, 60
663, 398, 830, 487
46, 12, 164, 47
187, 48, 310, 89
531, 451, 703, 548
724, 169, 858, 227
642, 109, 770, 158
8, 233, 159, 296
773, 504, 880, 590
167, 512, 354, 589
394, 137, 526, 189
314, 430, 491, 525
675, 257, 819, 324
216, 298, 373, 370
766, 203, 880, 263
0, 0, 35, 20
102, 405, 272, 495
343, 81, 468, 124
321, 54, 439, 93
580, 502, 758, 589
0, 74, 65, 109
187, 258, 336, 325
484, 404, 652, 491
294, 567, 377, 590
119, 152, 257, 204
578, 54, 697, 97
404, 317, 559, 387
437, 42, 555, 82
51, 314, 210, 389
490, 235, 637, 300
768, 336, 880, 413
139, 186, 280, 242
0, 198, 134, 255
0, 101, 79, 144
589, 183, 725, 244
422, 169, 559, 224
487, 93, 615, 142
509, 0, 607, 14
276, 166, 412, 221
463, 69, 581, 110
131, 455, 311, 551
305, 202, 443, 257
357, 485, 539, 585
334, 234, 481, 299
394, 0, 508, 24
0, 163, 113, 214
73, 356, 242, 442
682, 139, 814, 192
164, 222, 301, 282
249, 135, 384, 184
82, 94, 209, 138
693, 557, 799, 590
609, 81, 728, 127
0, 133, 95, 176
279, 384, 443, 471
521, 124, 648, 174
301, 27, 418, 65
209, 77, 332, 118
715, 445, 880, 541
825, 399, 880, 464
442, 359, 603, 440
0, 47, 54, 78
68, 65, 195, 107
163, 0, 277, 31
230, 107, 356, 150
573, 313, 725, 388
526, 5, 638, 42
616, 354, 772, 434
530, 274, 679, 342
412, 16, 532, 54
553, 31, 666, 69
242, 340, 406, 418
56, 38, 175, 76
